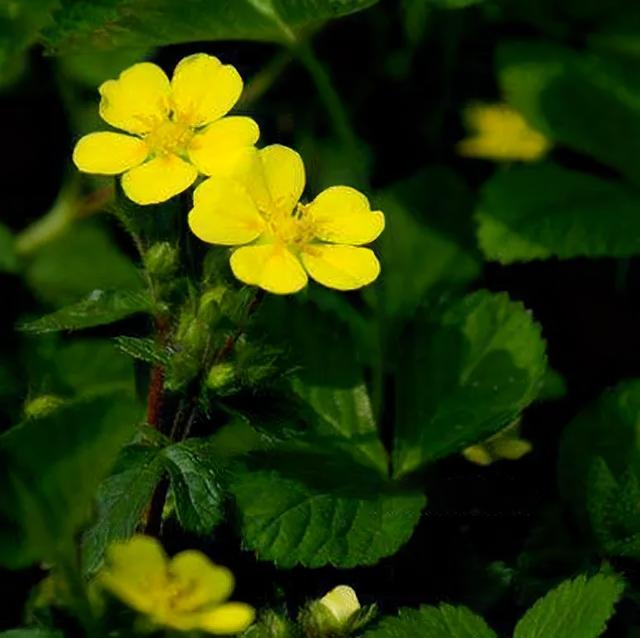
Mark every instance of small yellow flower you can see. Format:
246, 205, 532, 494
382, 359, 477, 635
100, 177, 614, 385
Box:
457, 103, 550, 162
319, 585, 361, 624
188, 145, 385, 295
463, 420, 532, 466
73, 54, 259, 205
99, 535, 254, 634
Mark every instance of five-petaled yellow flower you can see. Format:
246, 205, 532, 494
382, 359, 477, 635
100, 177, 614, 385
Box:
457, 103, 550, 162
73, 54, 259, 205
188, 145, 385, 294
99, 535, 254, 634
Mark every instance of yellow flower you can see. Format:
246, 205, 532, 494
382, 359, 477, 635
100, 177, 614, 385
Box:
188, 145, 385, 295
73, 54, 259, 205
99, 535, 254, 634
463, 420, 532, 466
457, 103, 550, 162
319, 585, 361, 624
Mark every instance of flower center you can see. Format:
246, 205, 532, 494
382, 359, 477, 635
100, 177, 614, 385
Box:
144, 118, 194, 157
266, 203, 315, 246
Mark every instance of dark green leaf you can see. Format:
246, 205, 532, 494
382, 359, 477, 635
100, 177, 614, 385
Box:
497, 41, 640, 183
513, 574, 624, 638
115, 335, 170, 366
83, 444, 164, 573
362, 604, 496, 638
373, 167, 480, 321
393, 290, 547, 477
232, 449, 425, 568
24, 222, 142, 306
19, 289, 153, 334
476, 163, 640, 263
0, 393, 143, 568
163, 438, 225, 535
45, 0, 379, 52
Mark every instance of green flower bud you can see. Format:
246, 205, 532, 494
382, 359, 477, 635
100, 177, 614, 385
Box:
300, 586, 362, 637
143, 242, 178, 277
24, 394, 65, 418
206, 362, 236, 390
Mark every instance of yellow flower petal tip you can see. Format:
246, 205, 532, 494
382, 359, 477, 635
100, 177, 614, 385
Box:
73, 54, 258, 205
457, 103, 551, 162
462, 421, 533, 466
99, 535, 254, 634
188, 145, 385, 295
319, 585, 361, 624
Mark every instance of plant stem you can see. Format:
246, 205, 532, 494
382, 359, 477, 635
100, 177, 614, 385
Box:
144, 477, 170, 537
238, 50, 293, 108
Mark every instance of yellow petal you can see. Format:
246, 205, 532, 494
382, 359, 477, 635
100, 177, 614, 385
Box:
188, 116, 259, 177
99, 535, 168, 614
169, 551, 234, 611
301, 245, 380, 290
189, 177, 265, 245
73, 132, 148, 175
171, 53, 242, 127
230, 244, 308, 294
122, 154, 197, 205
307, 186, 385, 245
99, 62, 170, 135
247, 145, 305, 214
197, 602, 256, 634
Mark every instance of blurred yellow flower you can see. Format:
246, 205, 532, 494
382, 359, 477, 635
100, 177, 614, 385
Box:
463, 420, 532, 466
73, 54, 258, 205
188, 145, 384, 294
99, 535, 254, 634
319, 585, 361, 624
457, 103, 550, 162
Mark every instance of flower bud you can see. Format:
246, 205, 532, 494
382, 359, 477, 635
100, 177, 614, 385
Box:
143, 242, 178, 277
206, 362, 236, 390
300, 585, 363, 637
24, 394, 65, 418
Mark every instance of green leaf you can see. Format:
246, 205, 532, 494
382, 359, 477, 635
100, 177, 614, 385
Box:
24, 222, 142, 306
0, 393, 143, 568
393, 290, 547, 477
293, 381, 388, 475
0, 223, 17, 272
513, 574, 624, 638
45, 0, 379, 52
373, 167, 480, 321
559, 379, 640, 553
19, 289, 153, 334
476, 163, 640, 264
497, 41, 640, 183
83, 444, 164, 573
163, 438, 225, 535
362, 604, 496, 638
232, 449, 425, 568
115, 335, 170, 366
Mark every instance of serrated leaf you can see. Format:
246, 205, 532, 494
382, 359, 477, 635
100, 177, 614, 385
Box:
393, 290, 547, 477
232, 449, 425, 568
82, 444, 164, 574
476, 163, 640, 264
558, 379, 640, 536
19, 289, 153, 334
45, 0, 378, 52
162, 438, 225, 535
362, 604, 496, 638
497, 40, 640, 183
115, 335, 170, 366
513, 574, 624, 638
0, 393, 143, 568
